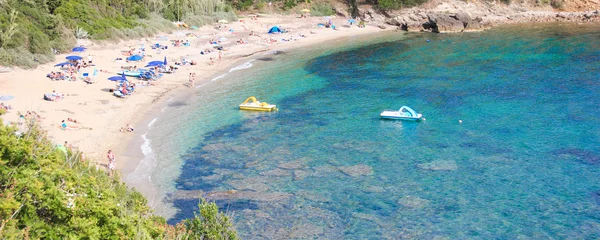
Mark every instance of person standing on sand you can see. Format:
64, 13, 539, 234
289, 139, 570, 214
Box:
190, 72, 195, 88
218, 51, 222, 61
107, 150, 115, 177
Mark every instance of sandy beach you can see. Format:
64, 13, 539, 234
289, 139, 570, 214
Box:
0, 14, 391, 171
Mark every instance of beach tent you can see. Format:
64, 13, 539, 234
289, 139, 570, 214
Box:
72, 46, 86, 52
66, 55, 83, 61
55, 62, 74, 67
127, 55, 143, 61
268, 26, 282, 34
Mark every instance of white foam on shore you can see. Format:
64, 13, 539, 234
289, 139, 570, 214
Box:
211, 60, 256, 82
211, 73, 227, 82
229, 59, 255, 73
148, 118, 158, 128
127, 133, 156, 184
166, 97, 174, 102
195, 83, 208, 89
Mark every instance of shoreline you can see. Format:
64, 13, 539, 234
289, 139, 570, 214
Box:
119, 28, 401, 210
0, 14, 394, 173
1, 10, 599, 215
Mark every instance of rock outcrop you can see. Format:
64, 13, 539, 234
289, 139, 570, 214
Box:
358, 0, 600, 34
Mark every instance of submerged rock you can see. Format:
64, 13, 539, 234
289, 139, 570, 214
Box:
278, 161, 306, 170
592, 191, 600, 205
338, 164, 374, 177
227, 177, 270, 192
417, 160, 458, 171
205, 190, 292, 202
260, 168, 291, 177
293, 170, 309, 181
398, 196, 430, 209
289, 223, 324, 238
169, 190, 204, 200
552, 148, 600, 165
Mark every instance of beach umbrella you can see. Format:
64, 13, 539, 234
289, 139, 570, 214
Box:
54, 62, 74, 67
66, 55, 82, 61
127, 55, 143, 61
147, 60, 164, 65
301, 9, 311, 12
0, 95, 14, 101
145, 61, 164, 67
348, 19, 357, 23
72, 46, 86, 52
218, 19, 228, 24
163, 56, 167, 66
108, 73, 127, 81
108, 76, 126, 81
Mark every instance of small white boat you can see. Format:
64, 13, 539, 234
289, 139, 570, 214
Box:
380, 106, 423, 121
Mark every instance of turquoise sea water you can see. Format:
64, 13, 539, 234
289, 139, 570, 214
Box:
135, 24, 600, 238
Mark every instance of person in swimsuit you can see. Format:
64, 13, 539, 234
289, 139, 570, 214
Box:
107, 150, 116, 177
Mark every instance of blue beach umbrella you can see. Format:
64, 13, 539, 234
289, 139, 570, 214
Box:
108, 73, 127, 81
0, 95, 14, 101
108, 76, 126, 81
146, 61, 164, 67
163, 56, 167, 66
54, 62, 74, 67
72, 46, 86, 52
348, 19, 357, 24
127, 55, 143, 61
66, 55, 83, 61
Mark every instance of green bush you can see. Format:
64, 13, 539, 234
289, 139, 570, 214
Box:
0, 121, 237, 238
551, 0, 564, 8
375, 0, 429, 10
310, 2, 335, 16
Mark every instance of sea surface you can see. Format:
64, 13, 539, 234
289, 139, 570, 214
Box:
128, 24, 600, 239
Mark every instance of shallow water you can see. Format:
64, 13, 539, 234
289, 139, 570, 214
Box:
135, 24, 600, 239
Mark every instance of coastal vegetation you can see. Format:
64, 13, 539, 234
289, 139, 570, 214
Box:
0, 121, 237, 239
0, 0, 574, 68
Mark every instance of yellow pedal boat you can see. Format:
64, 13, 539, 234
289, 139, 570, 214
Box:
239, 96, 277, 111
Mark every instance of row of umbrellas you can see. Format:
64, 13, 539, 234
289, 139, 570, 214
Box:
60, 54, 154, 63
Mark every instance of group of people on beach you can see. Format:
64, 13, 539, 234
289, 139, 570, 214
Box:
1, 102, 12, 112
25, 13, 340, 179
120, 124, 134, 132
44, 90, 64, 101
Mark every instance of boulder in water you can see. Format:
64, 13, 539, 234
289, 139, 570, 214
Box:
427, 13, 465, 33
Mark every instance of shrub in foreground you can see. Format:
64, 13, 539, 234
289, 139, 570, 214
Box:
0, 121, 237, 239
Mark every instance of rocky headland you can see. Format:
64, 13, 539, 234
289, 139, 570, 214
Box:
348, 0, 600, 33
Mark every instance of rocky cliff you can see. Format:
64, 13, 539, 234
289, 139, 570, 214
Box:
351, 0, 600, 33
